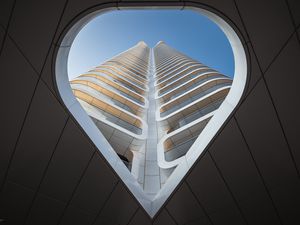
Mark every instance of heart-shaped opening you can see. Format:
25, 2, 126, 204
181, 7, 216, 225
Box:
55, 3, 247, 218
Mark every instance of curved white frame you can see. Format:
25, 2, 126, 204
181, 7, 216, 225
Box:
55, 4, 247, 218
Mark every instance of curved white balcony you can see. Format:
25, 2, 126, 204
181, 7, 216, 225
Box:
156, 63, 206, 87
89, 69, 147, 95
78, 74, 148, 107
158, 74, 227, 104
113, 55, 149, 72
93, 66, 148, 92
103, 61, 148, 82
70, 79, 146, 115
73, 87, 148, 138
159, 78, 232, 117
155, 68, 217, 98
72, 76, 146, 108
156, 60, 203, 82
155, 56, 191, 75
99, 64, 147, 88
156, 87, 230, 128
157, 111, 214, 169
155, 54, 185, 70
107, 58, 148, 78
154, 51, 184, 65
78, 99, 147, 150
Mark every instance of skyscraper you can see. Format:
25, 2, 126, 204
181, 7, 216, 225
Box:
70, 41, 232, 197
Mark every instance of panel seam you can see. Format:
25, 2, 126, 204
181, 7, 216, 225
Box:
233, 116, 285, 225
22, 116, 70, 225
208, 151, 250, 225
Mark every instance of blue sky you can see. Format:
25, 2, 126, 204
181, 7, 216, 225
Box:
68, 9, 234, 80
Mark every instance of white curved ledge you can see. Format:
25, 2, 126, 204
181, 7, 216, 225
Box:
159, 77, 232, 109
156, 60, 203, 81
156, 61, 203, 82
156, 85, 231, 122
157, 111, 214, 169
155, 67, 214, 97
71, 76, 147, 110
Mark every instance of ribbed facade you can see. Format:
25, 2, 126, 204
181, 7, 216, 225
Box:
153, 42, 232, 163
70, 41, 232, 195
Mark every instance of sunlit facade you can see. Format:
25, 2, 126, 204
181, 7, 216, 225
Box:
70, 41, 232, 196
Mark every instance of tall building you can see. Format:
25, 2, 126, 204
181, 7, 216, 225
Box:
3, 2, 298, 224
70, 41, 232, 197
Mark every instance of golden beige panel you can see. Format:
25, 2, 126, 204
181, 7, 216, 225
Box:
71, 79, 143, 115
74, 90, 142, 129
79, 74, 145, 103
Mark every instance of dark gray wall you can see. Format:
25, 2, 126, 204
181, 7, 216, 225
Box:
0, 0, 299, 224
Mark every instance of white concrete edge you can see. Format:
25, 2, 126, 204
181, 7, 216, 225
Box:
93, 65, 148, 91
76, 98, 148, 141
55, 5, 247, 218
159, 77, 232, 109
155, 57, 192, 77
101, 61, 149, 83
157, 111, 215, 169
91, 68, 147, 93
71, 76, 147, 109
155, 66, 209, 92
155, 68, 216, 99
71, 83, 147, 137
156, 85, 231, 122
154, 55, 188, 75
155, 62, 206, 86
80, 72, 149, 107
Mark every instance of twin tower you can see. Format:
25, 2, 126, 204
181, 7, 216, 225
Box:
70, 41, 232, 197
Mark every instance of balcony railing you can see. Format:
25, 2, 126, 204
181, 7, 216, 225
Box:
167, 97, 225, 133
161, 83, 230, 117
158, 69, 216, 96
163, 75, 227, 102
165, 136, 198, 161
